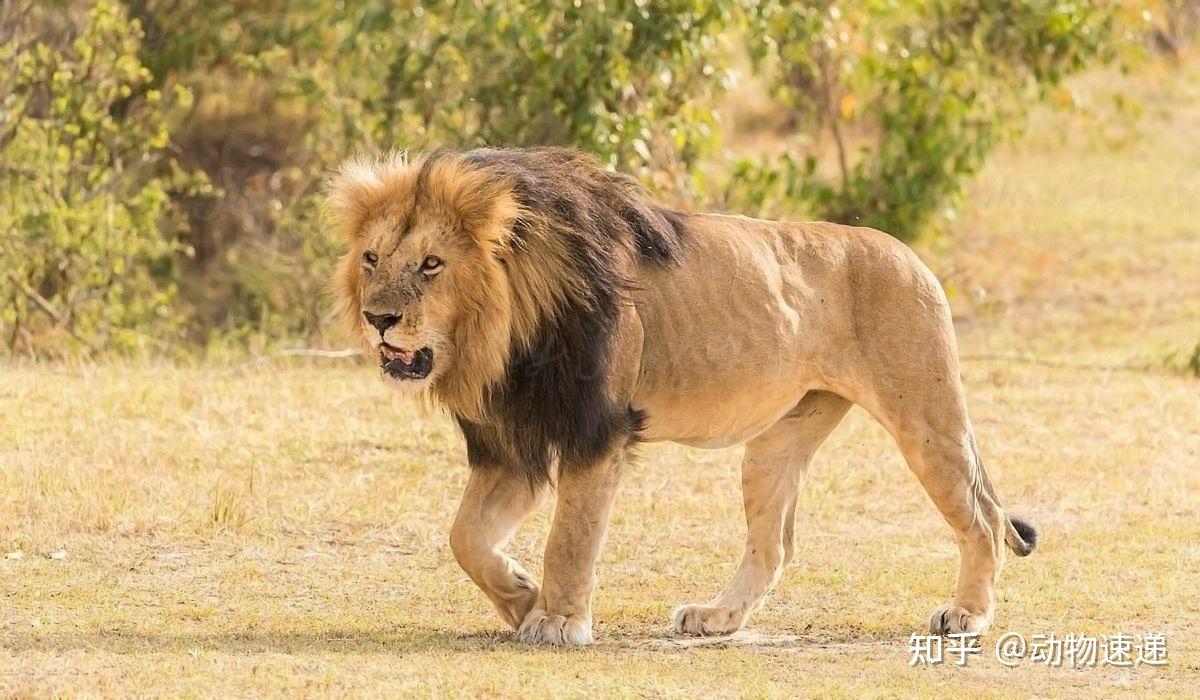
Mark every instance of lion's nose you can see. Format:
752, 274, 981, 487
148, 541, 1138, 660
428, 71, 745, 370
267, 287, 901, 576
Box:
363, 311, 400, 333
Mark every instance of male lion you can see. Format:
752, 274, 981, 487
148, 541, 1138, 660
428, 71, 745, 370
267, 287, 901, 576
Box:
327, 147, 1037, 646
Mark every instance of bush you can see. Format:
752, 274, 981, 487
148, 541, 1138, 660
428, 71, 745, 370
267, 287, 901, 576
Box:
0, 0, 202, 356
720, 0, 1122, 239
112, 0, 740, 347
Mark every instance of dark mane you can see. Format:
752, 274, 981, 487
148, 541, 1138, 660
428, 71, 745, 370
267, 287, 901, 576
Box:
463, 147, 687, 265
452, 147, 686, 485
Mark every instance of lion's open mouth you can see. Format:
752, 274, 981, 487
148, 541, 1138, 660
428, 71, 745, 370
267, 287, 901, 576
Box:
379, 344, 434, 381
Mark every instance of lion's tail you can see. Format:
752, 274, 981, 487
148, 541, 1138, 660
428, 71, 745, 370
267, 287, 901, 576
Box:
970, 435, 1038, 557
1004, 515, 1039, 557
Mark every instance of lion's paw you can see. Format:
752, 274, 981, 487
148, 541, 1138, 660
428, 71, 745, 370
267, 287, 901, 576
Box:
516, 610, 593, 647
671, 603, 746, 636
929, 604, 993, 636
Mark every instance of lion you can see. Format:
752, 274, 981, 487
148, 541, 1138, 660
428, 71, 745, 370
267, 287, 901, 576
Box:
326, 147, 1038, 646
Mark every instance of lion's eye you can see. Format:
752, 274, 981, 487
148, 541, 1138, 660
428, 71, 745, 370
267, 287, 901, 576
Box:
362, 250, 379, 268
420, 255, 443, 274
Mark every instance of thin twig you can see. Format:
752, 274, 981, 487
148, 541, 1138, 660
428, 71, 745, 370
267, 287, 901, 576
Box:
271, 348, 362, 359
820, 57, 850, 193
231, 348, 363, 374
8, 272, 64, 323
959, 353, 1159, 374
6, 272, 96, 351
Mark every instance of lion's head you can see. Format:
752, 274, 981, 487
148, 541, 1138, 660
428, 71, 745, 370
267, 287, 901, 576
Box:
326, 151, 536, 416
327, 148, 685, 453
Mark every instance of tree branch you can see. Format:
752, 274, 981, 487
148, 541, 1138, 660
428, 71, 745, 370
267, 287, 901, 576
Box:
959, 353, 1160, 374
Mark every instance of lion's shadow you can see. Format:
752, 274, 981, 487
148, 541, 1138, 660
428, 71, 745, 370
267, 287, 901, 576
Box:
5, 627, 905, 655
3, 628, 509, 656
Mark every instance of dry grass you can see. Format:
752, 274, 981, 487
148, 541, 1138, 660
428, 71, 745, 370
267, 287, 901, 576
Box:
3, 63, 1199, 698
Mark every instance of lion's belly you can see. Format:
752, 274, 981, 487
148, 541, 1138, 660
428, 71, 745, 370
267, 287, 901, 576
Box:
634, 383, 809, 448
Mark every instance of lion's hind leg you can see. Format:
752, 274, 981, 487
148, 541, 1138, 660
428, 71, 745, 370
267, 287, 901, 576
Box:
861, 370, 1035, 636
903, 427, 1006, 635
672, 390, 852, 636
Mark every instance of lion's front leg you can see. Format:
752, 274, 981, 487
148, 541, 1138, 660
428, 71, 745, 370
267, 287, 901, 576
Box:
450, 467, 546, 629
516, 451, 624, 647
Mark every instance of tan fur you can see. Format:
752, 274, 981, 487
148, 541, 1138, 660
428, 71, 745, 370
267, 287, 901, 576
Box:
328, 153, 1032, 646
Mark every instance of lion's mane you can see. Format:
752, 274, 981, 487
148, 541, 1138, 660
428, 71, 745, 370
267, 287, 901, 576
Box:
328, 147, 687, 483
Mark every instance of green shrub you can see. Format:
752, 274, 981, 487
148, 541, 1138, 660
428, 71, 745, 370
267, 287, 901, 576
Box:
0, 0, 202, 356
722, 0, 1123, 239
120, 0, 737, 346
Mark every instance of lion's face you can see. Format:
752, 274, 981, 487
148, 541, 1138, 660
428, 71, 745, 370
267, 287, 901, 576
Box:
352, 216, 478, 390
329, 152, 540, 416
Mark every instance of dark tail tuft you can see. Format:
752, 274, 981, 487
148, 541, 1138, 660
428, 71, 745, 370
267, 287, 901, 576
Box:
1005, 515, 1039, 557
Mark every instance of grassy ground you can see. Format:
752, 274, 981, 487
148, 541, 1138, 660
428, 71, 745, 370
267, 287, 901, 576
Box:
3, 64, 1199, 697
